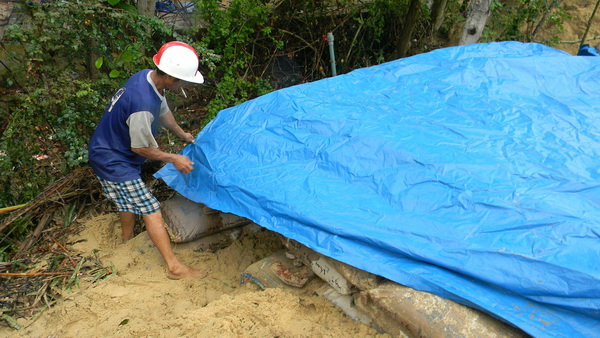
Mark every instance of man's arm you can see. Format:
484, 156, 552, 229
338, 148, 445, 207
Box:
132, 146, 194, 174
128, 110, 194, 174
160, 111, 194, 144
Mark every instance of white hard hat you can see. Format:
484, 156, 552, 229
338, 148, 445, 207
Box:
153, 41, 204, 84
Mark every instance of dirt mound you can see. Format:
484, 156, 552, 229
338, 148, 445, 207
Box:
1, 214, 385, 337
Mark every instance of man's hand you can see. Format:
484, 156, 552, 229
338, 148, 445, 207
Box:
180, 132, 194, 144
172, 154, 194, 174
160, 111, 195, 144
132, 147, 194, 174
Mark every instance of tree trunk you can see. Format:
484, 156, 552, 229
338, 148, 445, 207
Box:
137, 0, 154, 55
0, 1, 14, 40
431, 0, 448, 32
137, 0, 155, 17
459, 0, 491, 45
394, 0, 422, 59
87, 38, 99, 79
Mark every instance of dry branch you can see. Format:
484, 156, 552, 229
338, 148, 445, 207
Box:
560, 36, 600, 44
581, 0, 600, 45
0, 272, 71, 277
0, 166, 97, 233
14, 209, 56, 258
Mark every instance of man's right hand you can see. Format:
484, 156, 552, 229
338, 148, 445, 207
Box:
172, 154, 194, 174
132, 147, 194, 174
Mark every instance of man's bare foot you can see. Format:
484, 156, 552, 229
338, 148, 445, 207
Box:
167, 264, 208, 280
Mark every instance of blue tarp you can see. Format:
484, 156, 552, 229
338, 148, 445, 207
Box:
156, 42, 600, 336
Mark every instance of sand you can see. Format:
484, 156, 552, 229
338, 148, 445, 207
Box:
2, 213, 386, 337
550, 0, 600, 55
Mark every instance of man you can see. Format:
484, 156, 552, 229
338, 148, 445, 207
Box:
89, 41, 205, 279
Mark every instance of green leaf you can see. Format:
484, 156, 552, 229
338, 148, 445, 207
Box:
2, 313, 22, 330
117, 4, 137, 12
108, 0, 120, 5
119, 319, 129, 326
95, 57, 103, 69
109, 70, 121, 78
116, 44, 141, 64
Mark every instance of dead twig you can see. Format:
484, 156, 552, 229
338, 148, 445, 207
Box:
31, 280, 50, 309
0, 261, 13, 273
581, 0, 600, 45
14, 209, 56, 259
560, 36, 600, 44
279, 28, 319, 54
0, 272, 71, 277
49, 237, 74, 265
0, 167, 92, 233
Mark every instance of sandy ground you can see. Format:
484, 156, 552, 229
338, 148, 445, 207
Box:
551, 0, 600, 55
2, 213, 387, 337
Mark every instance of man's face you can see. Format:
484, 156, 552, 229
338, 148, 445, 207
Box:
166, 76, 188, 91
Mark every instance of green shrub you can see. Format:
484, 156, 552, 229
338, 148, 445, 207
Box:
0, 78, 115, 204
0, 0, 167, 206
192, 0, 278, 120
482, 0, 567, 44
3, 0, 177, 85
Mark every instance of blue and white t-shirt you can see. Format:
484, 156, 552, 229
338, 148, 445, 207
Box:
89, 69, 169, 182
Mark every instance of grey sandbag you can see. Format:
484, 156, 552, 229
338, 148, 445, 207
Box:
354, 282, 527, 338
241, 250, 315, 289
162, 195, 223, 243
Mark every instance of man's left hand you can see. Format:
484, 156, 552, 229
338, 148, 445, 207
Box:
180, 132, 194, 144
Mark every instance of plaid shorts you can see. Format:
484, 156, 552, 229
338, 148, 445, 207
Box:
97, 177, 161, 215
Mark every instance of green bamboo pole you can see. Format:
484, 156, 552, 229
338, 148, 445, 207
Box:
0, 204, 27, 214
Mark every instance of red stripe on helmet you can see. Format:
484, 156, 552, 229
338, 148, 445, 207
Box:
153, 41, 198, 66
